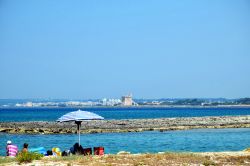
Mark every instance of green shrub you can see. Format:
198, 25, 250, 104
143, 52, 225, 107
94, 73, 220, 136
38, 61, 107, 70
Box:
17, 152, 43, 163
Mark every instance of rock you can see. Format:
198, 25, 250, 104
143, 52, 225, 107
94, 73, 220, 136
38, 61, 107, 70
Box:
89, 130, 98, 134
0, 115, 250, 134
39, 129, 44, 132
117, 151, 131, 155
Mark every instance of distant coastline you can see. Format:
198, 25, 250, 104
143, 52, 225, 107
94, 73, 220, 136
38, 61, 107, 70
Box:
1, 98, 250, 108
1, 104, 250, 109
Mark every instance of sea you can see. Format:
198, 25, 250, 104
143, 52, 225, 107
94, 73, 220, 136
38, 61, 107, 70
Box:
0, 107, 250, 156
1, 107, 250, 122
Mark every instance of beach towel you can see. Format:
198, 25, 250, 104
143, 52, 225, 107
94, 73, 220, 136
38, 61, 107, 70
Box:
29, 147, 46, 155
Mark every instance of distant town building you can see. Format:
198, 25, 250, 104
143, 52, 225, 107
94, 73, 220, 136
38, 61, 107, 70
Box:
101, 98, 121, 106
122, 95, 133, 106
25, 102, 33, 107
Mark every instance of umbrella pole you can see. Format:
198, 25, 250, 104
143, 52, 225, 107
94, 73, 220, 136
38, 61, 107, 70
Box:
78, 123, 80, 146
76, 121, 81, 147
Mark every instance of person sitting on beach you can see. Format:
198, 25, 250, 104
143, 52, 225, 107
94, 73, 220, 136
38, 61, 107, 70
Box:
6, 140, 18, 157
70, 143, 84, 155
22, 143, 28, 153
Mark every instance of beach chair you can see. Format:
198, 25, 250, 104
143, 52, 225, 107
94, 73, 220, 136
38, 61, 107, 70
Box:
94, 147, 104, 155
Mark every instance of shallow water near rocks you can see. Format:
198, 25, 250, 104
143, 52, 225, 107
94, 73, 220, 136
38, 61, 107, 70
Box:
1, 128, 250, 156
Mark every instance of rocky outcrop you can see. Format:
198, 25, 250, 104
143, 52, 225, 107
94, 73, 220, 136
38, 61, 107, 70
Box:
0, 116, 250, 134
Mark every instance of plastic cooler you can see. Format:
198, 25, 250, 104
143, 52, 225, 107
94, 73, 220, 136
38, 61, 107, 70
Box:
94, 147, 104, 155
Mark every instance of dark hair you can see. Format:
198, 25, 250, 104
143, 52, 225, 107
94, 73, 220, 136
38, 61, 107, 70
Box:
47, 150, 53, 156
74, 143, 79, 149
23, 143, 28, 148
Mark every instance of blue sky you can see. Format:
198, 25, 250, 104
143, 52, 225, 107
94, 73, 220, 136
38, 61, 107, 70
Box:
0, 0, 249, 99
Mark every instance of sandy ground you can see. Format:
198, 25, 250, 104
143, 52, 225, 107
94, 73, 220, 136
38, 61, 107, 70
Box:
1, 151, 250, 166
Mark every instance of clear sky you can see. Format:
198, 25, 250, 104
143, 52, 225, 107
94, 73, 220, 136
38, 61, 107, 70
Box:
0, 0, 249, 99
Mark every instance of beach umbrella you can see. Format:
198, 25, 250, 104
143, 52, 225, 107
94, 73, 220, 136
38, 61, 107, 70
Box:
57, 109, 104, 146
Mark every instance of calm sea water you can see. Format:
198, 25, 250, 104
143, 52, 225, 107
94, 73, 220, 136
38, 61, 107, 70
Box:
1, 107, 250, 155
1, 128, 250, 156
1, 107, 250, 122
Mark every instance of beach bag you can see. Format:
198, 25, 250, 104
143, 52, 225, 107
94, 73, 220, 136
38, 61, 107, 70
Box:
52, 147, 62, 156
83, 148, 92, 156
62, 150, 71, 156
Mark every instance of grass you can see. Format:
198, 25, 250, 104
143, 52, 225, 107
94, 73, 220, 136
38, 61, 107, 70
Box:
0, 152, 43, 165
1, 152, 250, 165
0, 157, 16, 165
217, 155, 250, 165
42, 153, 213, 165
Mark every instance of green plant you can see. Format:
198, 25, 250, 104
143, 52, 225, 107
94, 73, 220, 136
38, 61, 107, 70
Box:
17, 152, 43, 163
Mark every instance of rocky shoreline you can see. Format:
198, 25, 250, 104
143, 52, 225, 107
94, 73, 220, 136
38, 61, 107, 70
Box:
0, 116, 250, 134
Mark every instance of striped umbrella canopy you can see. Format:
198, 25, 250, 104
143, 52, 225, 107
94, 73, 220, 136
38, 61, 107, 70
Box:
57, 109, 104, 122
57, 109, 104, 146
